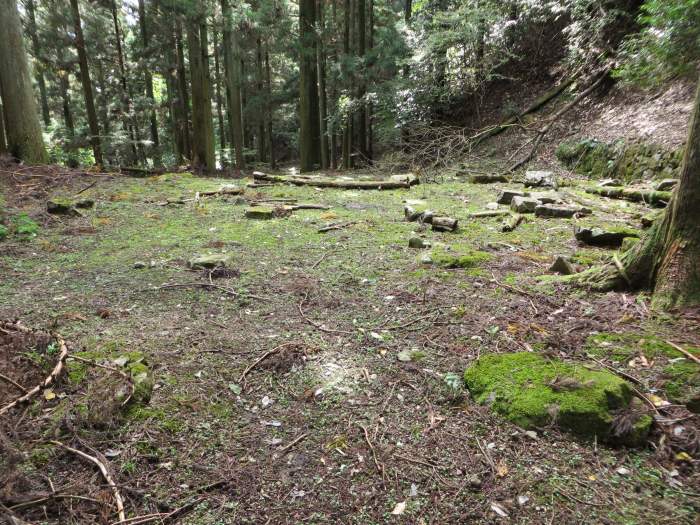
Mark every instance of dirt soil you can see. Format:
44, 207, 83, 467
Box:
0, 161, 698, 524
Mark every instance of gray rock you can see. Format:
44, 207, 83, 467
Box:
535, 204, 590, 218
485, 202, 499, 210
599, 178, 622, 187
408, 237, 430, 249
530, 192, 561, 204
524, 170, 557, 189
654, 178, 678, 191
574, 226, 639, 247
510, 196, 539, 213
496, 189, 528, 205
133, 261, 147, 269
549, 256, 575, 275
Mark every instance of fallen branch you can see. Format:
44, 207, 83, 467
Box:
0, 372, 27, 394
278, 432, 309, 454
585, 186, 671, 207
666, 341, 700, 366
507, 70, 609, 173
0, 332, 69, 416
357, 423, 385, 478
318, 221, 356, 233
51, 441, 126, 523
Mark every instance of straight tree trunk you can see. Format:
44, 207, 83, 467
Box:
317, 0, 329, 169
213, 26, 227, 165
175, 19, 192, 160
58, 72, 75, 138
69, 0, 102, 165
329, 0, 338, 169
356, 0, 366, 159
341, 0, 351, 169
138, 0, 161, 165
256, 37, 266, 162
264, 44, 275, 169
570, 80, 700, 310
367, 0, 374, 160
0, 0, 48, 163
25, 0, 51, 127
110, 0, 139, 164
187, 14, 216, 172
299, 0, 320, 172
221, 0, 245, 170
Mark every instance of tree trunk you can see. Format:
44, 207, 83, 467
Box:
571, 81, 700, 310
341, 0, 352, 169
299, 0, 320, 172
213, 26, 227, 165
264, 44, 275, 169
0, 101, 7, 154
256, 37, 266, 162
329, 0, 338, 169
221, 0, 245, 170
0, 0, 48, 164
317, 0, 329, 169
367, 0, 374, 160
187, 14, 216, 173
69, 0, 102, 165
58, 72, 75, 138
138, 0, 161, 166
25, 0, 50, 127
356, 0, 366, 159
175, 19, 192, 161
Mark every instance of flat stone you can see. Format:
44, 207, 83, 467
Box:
574, 226, 639, 247
496, 189, 528, 205
599, 178, 622, 187
654, 178, 678, 191
510, 196, 539, 213
188, 253, 233, 269
245, 207, 275, 220
549, 255, 575, 275
530, 192, 561, 204
535, 204, 590, 218
524, 170, 557, 189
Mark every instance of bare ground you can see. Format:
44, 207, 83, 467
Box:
0, 162, 698, 524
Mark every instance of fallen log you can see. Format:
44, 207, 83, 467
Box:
431, 217, 458, 232
584, 186, 672, 207
253, 171, 413, 190
467, 210, 511, 218
501, 213, 524, 232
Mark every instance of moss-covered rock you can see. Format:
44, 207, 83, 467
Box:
426, 249, 491, 269
245, 206, 274, 219
188, 253, 234, 269
464, 352, 650, 446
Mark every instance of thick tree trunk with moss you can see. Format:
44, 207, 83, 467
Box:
138, 0, 161, 165
26, 0, 51, 127
571, 81, 700, 310
221, 0, 245, 171
187, 14, 216, 173
0, 0, 48, 164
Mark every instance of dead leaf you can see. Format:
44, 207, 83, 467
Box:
490, 502, 509, 518
43, 389, 56, 400
496, 460, 509, 478
391, 501, 406, 515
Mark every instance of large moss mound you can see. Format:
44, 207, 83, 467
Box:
464, 352, 651, 446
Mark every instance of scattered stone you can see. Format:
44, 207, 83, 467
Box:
501, 213, 524, 232
464, 352, 651, 446
245, 206, 275, 220
408, 237, 430, 249
654, 178, 678, 191
496, 189, 528, 205
188, 253, 233, 269
469, 173, 509, 184
549, 255, 575, 275
574, 226, 639, 247
133, 261, 147, 269
431, 217, 458, 232
524, 170, 557, 189
599, 178, 622, 187
530, 192, 561, 204
510, 196, 539, 213
485, 202, 499, 210
535, 204, 591, 218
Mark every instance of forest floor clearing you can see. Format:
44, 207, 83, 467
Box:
0, 164, 699, 524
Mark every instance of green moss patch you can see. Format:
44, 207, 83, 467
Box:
428, 249, 491, 269
585, 333, 700, 361
464, 352, 650, 445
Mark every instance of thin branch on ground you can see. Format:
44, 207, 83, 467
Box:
666, 341, 700, 365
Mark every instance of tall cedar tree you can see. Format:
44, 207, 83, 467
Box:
0, 0, 48, 163
299, 0, 320, 172
221, 0, 245, 170
138, 0, 161, 165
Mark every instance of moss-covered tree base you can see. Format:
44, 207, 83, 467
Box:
464, 352, 651, 446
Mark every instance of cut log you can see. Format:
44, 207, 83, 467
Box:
501, 213, 524, 232
431, 217, 458, 232
468, 173, 509, 184
585, 186, 672, 207
253, 171, 412, 190
467, 210, 511, 219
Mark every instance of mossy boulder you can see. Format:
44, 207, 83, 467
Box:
464, 352, 651, 446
